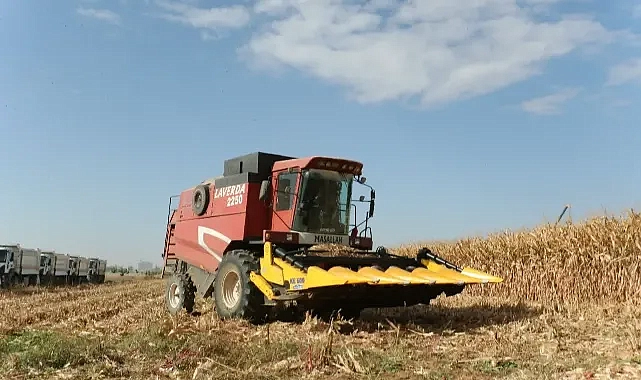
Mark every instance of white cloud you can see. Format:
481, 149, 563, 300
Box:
76, 7, 121, 25
521, 88, 580, 115
240, 0, 619, 107
155, 0, 251, 30
606, 58, 641, 86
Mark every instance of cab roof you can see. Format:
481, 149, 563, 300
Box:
272, 156, 363, 175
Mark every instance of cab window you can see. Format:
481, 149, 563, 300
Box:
276, 172, 298, 211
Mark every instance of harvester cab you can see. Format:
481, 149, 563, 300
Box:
255, 156, 375, 250
162, 152, 502, 323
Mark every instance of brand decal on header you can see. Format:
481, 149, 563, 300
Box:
314, 235, 344, 244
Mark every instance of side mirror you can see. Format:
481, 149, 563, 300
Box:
368, 189, 375, 217
259, 180, 271, 201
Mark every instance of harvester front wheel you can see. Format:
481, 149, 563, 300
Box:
213, 250, 267, 323
165, 272, 196, 315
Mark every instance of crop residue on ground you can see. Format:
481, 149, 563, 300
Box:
0, 211, 640, 379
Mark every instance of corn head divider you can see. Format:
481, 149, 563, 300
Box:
161, 152, 502, 322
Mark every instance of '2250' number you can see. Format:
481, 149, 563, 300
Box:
226, 195, 243, 207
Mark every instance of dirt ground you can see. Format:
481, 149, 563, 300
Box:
1, 277, 640, 379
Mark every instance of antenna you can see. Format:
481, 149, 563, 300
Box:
555, 204, 571, 226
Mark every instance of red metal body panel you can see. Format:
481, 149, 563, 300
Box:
169, 180, 268, 273
172, 213, 247, 272
272, 156, 363, 175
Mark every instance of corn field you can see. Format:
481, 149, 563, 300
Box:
393, 209, 641, 307
1, 212, 641, 379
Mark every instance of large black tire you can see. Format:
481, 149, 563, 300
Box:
165, 272, 196, 315
213, 250, 268, 323
192, 184, 210, 216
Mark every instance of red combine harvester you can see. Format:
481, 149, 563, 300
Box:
161, 152, 502, 322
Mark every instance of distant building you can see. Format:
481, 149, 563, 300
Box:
138, 261, 154, 271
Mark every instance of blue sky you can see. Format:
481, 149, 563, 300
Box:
1, 0, 640, 267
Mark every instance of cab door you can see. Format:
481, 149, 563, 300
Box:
271, 169, 300, 232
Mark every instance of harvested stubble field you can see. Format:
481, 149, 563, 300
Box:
1, 211, 641, 379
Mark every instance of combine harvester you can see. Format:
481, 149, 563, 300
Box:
161, 152, 502, 322
0, 244, 107, 288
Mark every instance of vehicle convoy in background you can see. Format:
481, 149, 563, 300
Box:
0, 244, 107, 288
161, 152, 503, 322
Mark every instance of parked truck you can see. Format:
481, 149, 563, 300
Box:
98, 259, 107, 283
67, 256, 80, 285
39, 251, 56, 285
88, 258, 107, 283
78, 257, 89, 283
0, 244, 44, 287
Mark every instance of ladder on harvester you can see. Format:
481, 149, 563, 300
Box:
161, 195, 180, 278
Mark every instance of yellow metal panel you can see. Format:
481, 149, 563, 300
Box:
357, 266, 408, 284
460, 267, 503, 283
304, 267, 350, 288
264, 242, 273, 264
383, 266, 437, 284
410, 267, 462, 284
420, 260, 486, 284
327, 266, 377, 283
272, 258, 307, 291
259, 256, 285, 286
302, 266, 374, 289
273, 258, 306, 279
259, 242, 286, 285
249, 272, 276, 300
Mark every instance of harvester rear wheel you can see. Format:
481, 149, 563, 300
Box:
213, 250, 267, 323
165, 272, 196, 315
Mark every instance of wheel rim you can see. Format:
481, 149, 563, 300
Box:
221, 270, 241, 309
169, 282, 181, 308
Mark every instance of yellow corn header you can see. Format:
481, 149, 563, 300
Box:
244, 243, 502, 321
